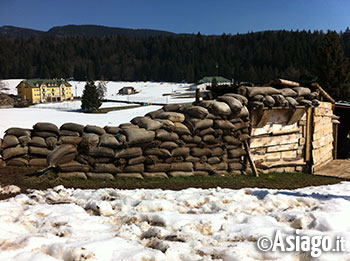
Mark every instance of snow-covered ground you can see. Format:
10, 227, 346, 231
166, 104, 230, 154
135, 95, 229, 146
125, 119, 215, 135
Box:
0, 80, 195, 137
0, 182, 349, 260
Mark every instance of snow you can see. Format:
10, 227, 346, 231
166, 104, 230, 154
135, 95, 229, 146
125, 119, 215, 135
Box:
0, 80, 195, 137
0, 183, 349, 260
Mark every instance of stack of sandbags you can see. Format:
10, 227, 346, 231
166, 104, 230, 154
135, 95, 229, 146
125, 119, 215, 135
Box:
1, 127, 31, 166
28, 122, 59, 167
238, 85, 320, 109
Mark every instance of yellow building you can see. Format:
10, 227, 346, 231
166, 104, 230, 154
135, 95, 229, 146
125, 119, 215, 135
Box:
16, 79, 73, 104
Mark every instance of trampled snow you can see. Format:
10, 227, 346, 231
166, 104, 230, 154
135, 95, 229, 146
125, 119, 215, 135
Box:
0, 182, 349, 260
0, 80, 195, 136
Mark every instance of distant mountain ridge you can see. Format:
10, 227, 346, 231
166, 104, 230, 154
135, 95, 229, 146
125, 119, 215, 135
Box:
0, 24, 177, 37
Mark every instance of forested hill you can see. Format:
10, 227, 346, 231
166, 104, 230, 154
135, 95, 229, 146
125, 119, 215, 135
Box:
1, 29, 350, 99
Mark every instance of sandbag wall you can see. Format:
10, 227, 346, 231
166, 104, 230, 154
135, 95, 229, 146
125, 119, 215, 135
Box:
0, 95, 250, 179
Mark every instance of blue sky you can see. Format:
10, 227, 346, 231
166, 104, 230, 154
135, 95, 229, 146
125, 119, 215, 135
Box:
0, 0, 349, 35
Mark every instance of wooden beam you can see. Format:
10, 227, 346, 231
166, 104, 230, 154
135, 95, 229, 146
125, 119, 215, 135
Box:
243, 140, 259, 177
305, 107, 313, 173
271, 79, 300, 87
312, 83, 335, 104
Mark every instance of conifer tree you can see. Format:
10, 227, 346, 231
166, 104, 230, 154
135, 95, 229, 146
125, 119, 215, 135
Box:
315, 30, 350, 101
81, 81, 102, 112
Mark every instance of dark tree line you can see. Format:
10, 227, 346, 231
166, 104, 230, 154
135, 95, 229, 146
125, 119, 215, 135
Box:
0, 29, 350, 100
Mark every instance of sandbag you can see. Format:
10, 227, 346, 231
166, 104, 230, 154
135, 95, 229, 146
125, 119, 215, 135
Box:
163, 104, 181, 112
272, 95, 288, 107
194, 162, 213, 172
59, 172, 87, 180
183, 106, 209, 119
229, 162, 243, 170
211, 101, 232, 116
89, 146, 115, 158
29, 158, 48, 167
122, 128, 155, 145
212, 162, 228, 171
29, 146, 51, 156
99, 134, 120, 148
104, 126, 121, 135
58, 136, 83, 145
119, 123, 139, 129
172, 147, 190, 157
94, 163, 120, 173
29, 136, 47, 148
239, 134, 250, 141
223, 93, 248, 106
156, 129, 179, 141
80, 133, 100, 151
95, 157, 114, 164
58, 161, 90, 172
250, 94, 265, 102
2, 135, 19, 149
116, 173, 143, 179
7, 157, 28, 166
285, 97, 299, 107
298, 99, 312, 107
211, 147, 225, 157
280, 88, 297, 97
245, 86, 281, 97
293, 87, 311, 97
155, 119, 175, 131
146, 163, 171, 172
264, 95, 275, 107
193, 171, 210, 176
86, 172, 114, 180
157, 112, 185, 122
3, 146, 28, 160
18, 136, 31, 147
143, 172, 168, 178
208, 157, 221, 164
213, 120, 235, 129
145, 109, 164, 119
198, 128, 216, 136
132, 117, 163, 131
46, 137, 57, 150
312, 99, 320, 107
84, 125, 106, 135
59, 130, 80, 137
191, 147, 212, 157
228, 148, 246, 158
5, 128, 31, 137
115, 147, 142, 159
173, 122, 191, 135
33, 122, 59, 134
306, 92, 319, 100
181, 135, 201, 144
76, 154, 93, 165
167, 171, 193, 177
128, 156, 146, 165
32, 131, 58, 138
160, 141, 178, 150
115, 133, 127, 144
47, 144, 77, 167
237, 106, 249, 118
170, 162, 193, 172
60, 123, 84, 134
188, 118, 213, 130
185, 155, 200, 163
123, 164, 144, 173
248, 101, 264, 109
144, 148, 171, 158
202, 135, 217, 144
217, 96, 243, 115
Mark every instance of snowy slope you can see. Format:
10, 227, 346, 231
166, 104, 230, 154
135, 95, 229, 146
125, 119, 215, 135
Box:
0, 182, 349, 260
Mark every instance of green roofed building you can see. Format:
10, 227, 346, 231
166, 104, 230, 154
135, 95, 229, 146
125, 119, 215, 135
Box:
16, 79, 73, 104
195, 76, 231, 91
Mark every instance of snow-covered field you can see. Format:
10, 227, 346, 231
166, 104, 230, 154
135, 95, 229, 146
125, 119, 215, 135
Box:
0, 182, 349, 260
0, 80, 194, 137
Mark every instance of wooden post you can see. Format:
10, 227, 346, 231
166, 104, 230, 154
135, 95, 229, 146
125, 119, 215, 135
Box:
243, 140, 259, 177
195, 88, 200, 103
305, 107, 313, 173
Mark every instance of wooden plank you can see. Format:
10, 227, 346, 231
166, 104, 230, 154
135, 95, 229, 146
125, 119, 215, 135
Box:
243, 140, 259, 177
333, 123, 338, 159
255, 158, 305, 170
267, 143, 298, 152
256, 110, 272, 128
305, 107, 313, 168
287, 108, 306, 125
251, 123, 299, 136
250, 133, 301, 148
